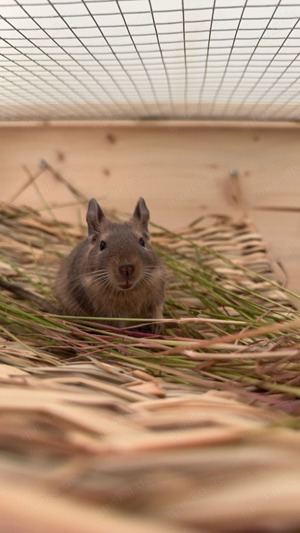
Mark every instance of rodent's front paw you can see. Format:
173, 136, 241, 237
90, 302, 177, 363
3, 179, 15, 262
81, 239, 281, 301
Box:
137, 322, 163, 335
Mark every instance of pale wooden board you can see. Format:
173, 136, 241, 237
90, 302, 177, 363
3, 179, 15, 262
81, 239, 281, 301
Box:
0, 121, 299, 295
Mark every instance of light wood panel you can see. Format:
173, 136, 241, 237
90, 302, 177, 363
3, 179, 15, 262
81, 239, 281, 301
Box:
0, 121, 299, 295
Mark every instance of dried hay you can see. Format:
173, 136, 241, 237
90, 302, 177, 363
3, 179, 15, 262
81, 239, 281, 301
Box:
0, 201, 300, 532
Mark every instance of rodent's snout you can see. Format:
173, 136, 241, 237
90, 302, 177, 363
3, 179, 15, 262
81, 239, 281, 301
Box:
117, 263, 136, 290
118, 263, 135, 278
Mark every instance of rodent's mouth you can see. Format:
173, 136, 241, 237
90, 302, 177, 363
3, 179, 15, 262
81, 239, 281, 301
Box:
118, 281, 134, 290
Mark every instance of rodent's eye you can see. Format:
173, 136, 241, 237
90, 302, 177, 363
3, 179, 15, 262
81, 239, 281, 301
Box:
99, 240, 107, 251
139, 237, 145, 247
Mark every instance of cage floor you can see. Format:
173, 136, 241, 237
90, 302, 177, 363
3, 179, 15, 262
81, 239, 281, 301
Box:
0, 203, 300, 532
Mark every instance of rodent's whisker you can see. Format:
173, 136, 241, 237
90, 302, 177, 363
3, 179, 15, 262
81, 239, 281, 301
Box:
140, 276, 157, 291
88, 271, 110, 281
90, 277, 114, 292
89, 273, 109, 281
143, 271, 157, 280
90, 268, 107, 275
143, 266, 158, 273
90, 275, 111, 285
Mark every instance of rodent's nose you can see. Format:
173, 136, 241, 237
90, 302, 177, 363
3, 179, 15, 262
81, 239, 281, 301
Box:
119, 264, 135, 278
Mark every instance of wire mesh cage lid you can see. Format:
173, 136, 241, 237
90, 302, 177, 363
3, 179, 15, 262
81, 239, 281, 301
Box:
0, 0, 300, 122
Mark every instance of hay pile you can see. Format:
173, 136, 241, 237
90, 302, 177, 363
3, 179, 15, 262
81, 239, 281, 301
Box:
0, 202, 300, 532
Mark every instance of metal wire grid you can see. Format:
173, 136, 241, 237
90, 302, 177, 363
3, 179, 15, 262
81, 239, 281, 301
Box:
0, 0, 300, 121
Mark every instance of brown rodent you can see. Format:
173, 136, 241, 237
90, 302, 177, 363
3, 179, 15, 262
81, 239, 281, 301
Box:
54, 197, 166, 333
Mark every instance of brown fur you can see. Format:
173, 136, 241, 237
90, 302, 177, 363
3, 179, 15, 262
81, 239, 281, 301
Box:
54, 198, 166, 333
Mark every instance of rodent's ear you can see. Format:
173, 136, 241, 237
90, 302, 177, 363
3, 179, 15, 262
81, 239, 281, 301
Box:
86, 198, 105, 237
131, 197, 150, 233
